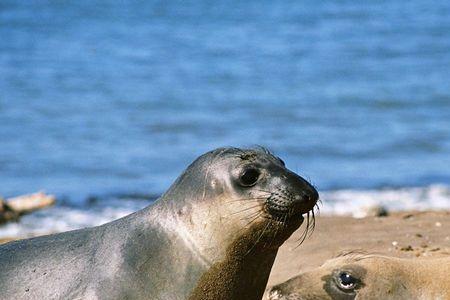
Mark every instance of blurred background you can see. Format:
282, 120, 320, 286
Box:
1, 1, 449, 237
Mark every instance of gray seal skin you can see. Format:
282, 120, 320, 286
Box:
267, 252, 450, 300
0, 147, 319, 300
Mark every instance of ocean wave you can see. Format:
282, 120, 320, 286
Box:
321, 184, 450, 218
0, 199, 150, 239
0, 184, 449, 238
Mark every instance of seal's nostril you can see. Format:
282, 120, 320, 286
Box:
311, 188, 319, 202
302, 188, 318, 203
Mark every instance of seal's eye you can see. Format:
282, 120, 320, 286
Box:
337, 272, 358, 291
239, 168, 260, 187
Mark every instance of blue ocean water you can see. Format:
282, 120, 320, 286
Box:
1, 2, 450, 235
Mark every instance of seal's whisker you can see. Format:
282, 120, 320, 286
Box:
289, 207, 294, 219
275, 214, 288, 246
235, 212, 263, 236
240, 212, 263, 228
222, 200, 261, 206
242, 209, 263, 220
266, 213, 287, 249
222, 197, 266, 204
315, 203, 321, 212
229, 204, 262, 215
302, 212, 310, 240
294, 212, 310, 249
296, 225, 309, 247
263, 216, 279, 249
245, 219, 272, 256
263, 228, 275, 249
273, 213, 287, 248
306, 211, 313, 236
313, 203, 321, 218
253, 189, 273, 194
308, 210, 316, 237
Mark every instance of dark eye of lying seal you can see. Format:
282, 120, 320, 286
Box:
337, 272, 358, 290
239, 168, 260, 186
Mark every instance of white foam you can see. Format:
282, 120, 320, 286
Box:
1, 185, 449, 238
320, 184, 450, 218
0, 200, 149, 239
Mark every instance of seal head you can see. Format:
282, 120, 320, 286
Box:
268, 252, 450, 300
162, 147, 319, 255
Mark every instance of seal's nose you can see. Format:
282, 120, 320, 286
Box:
265, 170, 319, 219
290, 173, 319, 213
303, 184, 319, 204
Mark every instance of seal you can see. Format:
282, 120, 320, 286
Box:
267, 251, 450, 300
0, 147, 318, 300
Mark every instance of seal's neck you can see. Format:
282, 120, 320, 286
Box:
187, 219, 284, 300
188, 243, 278, 300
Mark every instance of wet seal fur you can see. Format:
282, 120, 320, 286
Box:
0, 147, 318, 300
268, 251, 450, 300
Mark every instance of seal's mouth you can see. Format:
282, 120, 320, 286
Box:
264, 188, 318, 221
262, 187, 319, 244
